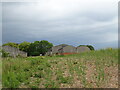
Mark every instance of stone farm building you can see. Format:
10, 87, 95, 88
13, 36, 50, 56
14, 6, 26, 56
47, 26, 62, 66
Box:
2, 46, 27, 57
76, 46, 90, 53
52, 44, 68, 54
46, 44, 68, 55
58, 45, 76, 55
46, 44, 91, 56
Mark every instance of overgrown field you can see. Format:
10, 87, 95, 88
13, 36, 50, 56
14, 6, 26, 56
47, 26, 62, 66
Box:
2, 48, 118, 88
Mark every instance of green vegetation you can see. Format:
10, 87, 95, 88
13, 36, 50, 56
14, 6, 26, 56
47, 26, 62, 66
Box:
1, 50, 10, 57
2, 48, 118, 88
3, 40, 53, 56
2, 42, 19, 48
28, 40, 53, 56
0, 57, 2, 89
18, 41, 30, 52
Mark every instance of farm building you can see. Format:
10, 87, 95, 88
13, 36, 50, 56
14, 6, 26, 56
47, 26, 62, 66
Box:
2, 46, 27, 57
45, 49, 52, 56
76, 46, 90, 53
46, 44, 68, 55
46, 44, 92, 56
58, 45, 76, 55
52, 44, 68, 54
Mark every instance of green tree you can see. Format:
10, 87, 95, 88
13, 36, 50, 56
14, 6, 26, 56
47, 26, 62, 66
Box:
2, 42, 19, 48
86, 45, 94, 50
28, 41, 40, 56
39, 40, 53, 55
28, 40, 53, 56
18, 41, 31, 52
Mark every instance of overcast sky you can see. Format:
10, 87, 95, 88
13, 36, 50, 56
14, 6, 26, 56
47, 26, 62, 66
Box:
1, 0, 118, 49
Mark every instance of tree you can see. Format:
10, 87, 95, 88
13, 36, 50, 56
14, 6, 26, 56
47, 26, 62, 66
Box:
18, 41, 31, 52
39, 40, 53, 55
2, 42, 19, 48
86, 45, 94, 50
28, 40, 53, 56
28, 41, 40, 56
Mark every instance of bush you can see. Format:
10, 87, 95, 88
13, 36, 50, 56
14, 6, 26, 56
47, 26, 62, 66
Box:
1, 50, 10, 57
2, 42, 19, 48
18, 41, 30, 52
86, 45, 94, 50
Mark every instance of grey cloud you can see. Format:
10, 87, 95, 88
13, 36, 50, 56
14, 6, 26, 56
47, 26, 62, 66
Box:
2, 1, 118, 49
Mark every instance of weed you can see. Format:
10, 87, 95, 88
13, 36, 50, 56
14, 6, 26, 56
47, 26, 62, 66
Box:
2, 48, 118, 88
45, 81, 59, 88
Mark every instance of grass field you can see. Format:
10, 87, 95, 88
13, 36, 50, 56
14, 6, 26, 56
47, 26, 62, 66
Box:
2, 48, 118, 88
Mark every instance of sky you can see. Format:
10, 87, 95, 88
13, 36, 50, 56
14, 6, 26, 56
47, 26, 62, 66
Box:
1, 0, 119, 49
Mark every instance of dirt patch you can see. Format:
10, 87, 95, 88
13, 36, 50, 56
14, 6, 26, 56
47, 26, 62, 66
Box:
71, 72, 83, 88
103, 66, 118, 88
85, 61, 97, 88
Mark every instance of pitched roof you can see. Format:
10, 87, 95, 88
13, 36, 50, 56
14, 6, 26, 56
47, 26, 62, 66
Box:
58, 45, 75, 51
54, 44, 68, 47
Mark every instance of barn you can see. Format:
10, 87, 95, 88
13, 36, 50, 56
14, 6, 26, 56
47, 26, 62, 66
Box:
76, 46, 90, 53
46, 44, 92, 56
2, 46, 27, 57
46, 44, 68, 55
58, 45, 76, 55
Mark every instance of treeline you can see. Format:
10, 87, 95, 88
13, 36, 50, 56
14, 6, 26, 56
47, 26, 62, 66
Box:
2, 40, 53, 56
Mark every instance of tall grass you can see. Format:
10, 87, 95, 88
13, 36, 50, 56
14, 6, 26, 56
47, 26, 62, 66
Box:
2, 48, 118, 88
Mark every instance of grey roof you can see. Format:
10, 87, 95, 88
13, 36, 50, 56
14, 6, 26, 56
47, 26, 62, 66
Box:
54, 44, 68, 47
58, 45, 75, 50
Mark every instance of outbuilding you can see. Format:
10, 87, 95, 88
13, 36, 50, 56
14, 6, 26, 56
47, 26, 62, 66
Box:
51, 44, 68, 54
58, 45, 76, 55
2, 46, 27, 57
76, 46, 90, 53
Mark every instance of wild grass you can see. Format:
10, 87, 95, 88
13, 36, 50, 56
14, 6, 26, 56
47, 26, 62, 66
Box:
2, 48, 118, 88
0, 57, 2, 89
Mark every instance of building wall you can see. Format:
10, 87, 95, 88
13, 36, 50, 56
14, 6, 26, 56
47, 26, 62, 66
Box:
46, 45, 91, 56
18, 50, 27, 57
52, 44, 68, 54
58, 45, 76, 55
76, 46, 90, 53
62, 45, 76, 53
45, 49, 52, 56
52, 46, 60, 54
2, 46, 27, 57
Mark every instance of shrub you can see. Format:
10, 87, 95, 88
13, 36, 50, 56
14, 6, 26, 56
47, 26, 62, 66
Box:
86, 45, 94, 50
1, 50, 10, 57
2, 42, 19, 48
